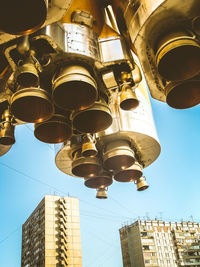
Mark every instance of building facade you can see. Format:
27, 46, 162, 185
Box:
21, 195, 82, 267
120, 220, 200, 267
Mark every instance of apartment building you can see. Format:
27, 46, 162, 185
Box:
119, 220, 200, 266
21, 195, 82, 267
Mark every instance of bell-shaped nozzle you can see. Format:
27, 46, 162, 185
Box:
84, 171, 113, 189
16, 55, 39, 88
34, 107, 72, 144
165, 78, 200, 109
96, 187, 108, 199
135, 176, 149, 191
10, 86, 53, 123
72, 96, 113, 133
0, 143, 12, 156
82, 134, 97, 157
114, 161, 143, 182
103, 140, 135, 171
0, 122, 15, 146
120, 84, 139, 110
0, 109, 15, 146
0, 0, 48, 35
72, 150, 101, 178
10, 51, 53, 123
52, 65, 98, 111
156, 31, 200, 81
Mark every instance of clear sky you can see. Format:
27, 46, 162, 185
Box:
0, 96, 199, 267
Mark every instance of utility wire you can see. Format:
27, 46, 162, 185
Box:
0, 212, 121, 246
80, 213, 127, 223
87, 246, 111, 267
81, 224, 120, 267
84, 228, 116, 248
0, 161, 59, 189
81, 212, 133, 221
0, 213, 119, 247
0, 226, 21, 245
0, 160, 135, 252
81, 210, 128, 218
80, 210, 134, 220
80, 198, 132, 218
99, 245, 121, 267
17, 124, 137, 219
24, 124, 54, 151
0, 161, 133, 219
109, 195, 138, 217
88, 243, 121, 267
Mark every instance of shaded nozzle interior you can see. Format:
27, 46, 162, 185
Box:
156, 31, 200, 81
120, 84, 139, 111
0, 122, 15, 146
84, 171, 113, 189
34, 108, 72, 144
52, 65, 98, 111
16, 59, 39, 88
82, 134, 98, 157
72, 151, 101, 178
165, 78, 200, 109
136, 176, 149, 191
0, 110, 15, 146
103, 140, 135, 171
11, 52, 54, 123
0, 0, 48, 35
114, 161, 143, 182
10, 87, 53, 123
96, 187, 108, 199
72, 96, 112, 133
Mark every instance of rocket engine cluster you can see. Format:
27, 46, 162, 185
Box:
0, 0, 198, 198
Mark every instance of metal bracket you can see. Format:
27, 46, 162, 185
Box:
71, 11, 94, 28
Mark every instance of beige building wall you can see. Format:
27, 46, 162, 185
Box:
127, 223, 145, 266
21, 195, 82, 267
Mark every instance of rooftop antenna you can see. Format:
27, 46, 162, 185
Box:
158, 211, 163, 220
189, 215, 194, 222
145, 212, 150, 220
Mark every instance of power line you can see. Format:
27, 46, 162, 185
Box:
0, 213, 121, 246
0, 226, 21, 245
101, 245, 121, 266
0, 161, 125, 266
80, 227, 119, 267
0, 211, 122, 247
24, 124, 54, 151
0, 161, 133, 219
84, 228, 117, 248
88, 243, 121, 267
87, 246, 112, 267
0, 161, 58, 189
80, 213, 129, 223
79, 198, 130, 218
109, 195, 138, 217
80, 210, 133, 220
7, 125, 136, 219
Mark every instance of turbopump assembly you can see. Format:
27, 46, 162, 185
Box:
1, 0, 198, 198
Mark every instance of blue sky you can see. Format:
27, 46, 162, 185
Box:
0, 97, 199, 267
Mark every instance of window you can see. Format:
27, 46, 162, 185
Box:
141, 232, 147, 237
